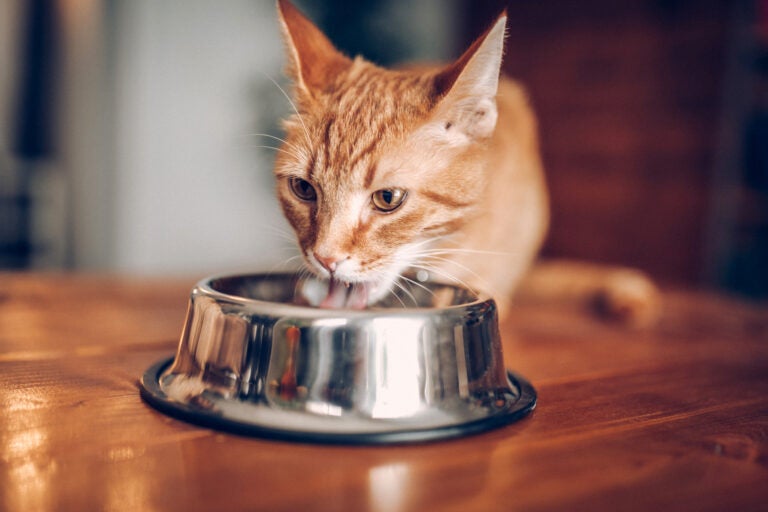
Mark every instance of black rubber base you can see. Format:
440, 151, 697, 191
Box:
140, 357, 536, 445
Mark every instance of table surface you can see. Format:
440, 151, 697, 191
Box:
1, 273, 767, 512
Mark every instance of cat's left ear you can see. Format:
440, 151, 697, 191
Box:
432, 12, 507, 140
277, 0, 352, 99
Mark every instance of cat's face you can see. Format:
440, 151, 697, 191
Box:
275, 0, 506, 307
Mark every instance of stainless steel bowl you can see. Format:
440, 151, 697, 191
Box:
140, 273, 535, 444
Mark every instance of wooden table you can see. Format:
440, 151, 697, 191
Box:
1, 273, 767, 512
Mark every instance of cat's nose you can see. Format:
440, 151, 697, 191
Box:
314, 253, 343, 274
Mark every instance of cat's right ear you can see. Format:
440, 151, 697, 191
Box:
277, 0, 352, 99
431, 12, 507, 141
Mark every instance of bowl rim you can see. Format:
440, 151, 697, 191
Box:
195, 272, 495, 319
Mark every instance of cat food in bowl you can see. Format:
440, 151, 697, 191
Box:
139, 273, 535, 444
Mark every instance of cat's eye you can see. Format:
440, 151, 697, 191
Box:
289, 177, 317, 201
372, 188, 407, 212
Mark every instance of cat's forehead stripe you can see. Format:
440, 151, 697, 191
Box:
321, 115, 334, 179
319, 110, 393, 185
304, 150, 316, 179
363, 163, 377, 190
346, 123, 385, 178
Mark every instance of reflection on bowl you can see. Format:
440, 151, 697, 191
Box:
140, 273, 535, 444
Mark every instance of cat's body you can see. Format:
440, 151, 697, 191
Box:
274, 0, 659, 326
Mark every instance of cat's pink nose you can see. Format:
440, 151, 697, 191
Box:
315, 253, 342, 273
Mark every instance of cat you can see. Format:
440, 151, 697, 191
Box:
272, 0, 660, 326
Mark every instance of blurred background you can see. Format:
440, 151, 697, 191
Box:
0, 0, 766, 300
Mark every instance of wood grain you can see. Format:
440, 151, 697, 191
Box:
1, 273, 767, 511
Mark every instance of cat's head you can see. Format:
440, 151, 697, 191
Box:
274, 0, 506, 307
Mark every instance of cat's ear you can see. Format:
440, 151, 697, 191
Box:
277, 0, 352, 99
432, 12, 507, 140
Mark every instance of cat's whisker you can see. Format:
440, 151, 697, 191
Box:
408, 263, 478, 296
254, 145, 305, 163
393, 275, 432, 307
267, 241, 302, 259
250, 143, 306, 164
297, 268, 313, 288
417, 234, 462, 248
247, 133, 307, 163
417, 253, 474, 268
415, 254, 486, 281
398, 274, 435, 298
387, 280, 410, 309
269, 254, 303, 273
393, 274, 419, 303
405, 236, 450, 252
395, 235, 471, 263
259, 71, 312, 148
414, 255, 495, 296
268, 230, 300, 245
251, 223, 302, 250
266, 255, 300, 276
247, 132, 290, 147
404, 235, 514, 257
275, 254, 300, 267
363, 266, 412, 308
256, 222, 292, 236
252, 144, 305, 160
292, 264, 316, 302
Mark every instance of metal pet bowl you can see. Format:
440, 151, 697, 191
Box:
140, 273, 536, 444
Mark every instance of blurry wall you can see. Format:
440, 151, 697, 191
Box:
2, 0, 295, 274
108, 0, 289, 275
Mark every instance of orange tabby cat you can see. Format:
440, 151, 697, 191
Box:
273, 0, 659, 326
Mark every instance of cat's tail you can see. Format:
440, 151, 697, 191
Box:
515, 259, 662, 328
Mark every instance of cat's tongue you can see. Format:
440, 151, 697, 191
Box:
320, 280, 370, 310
